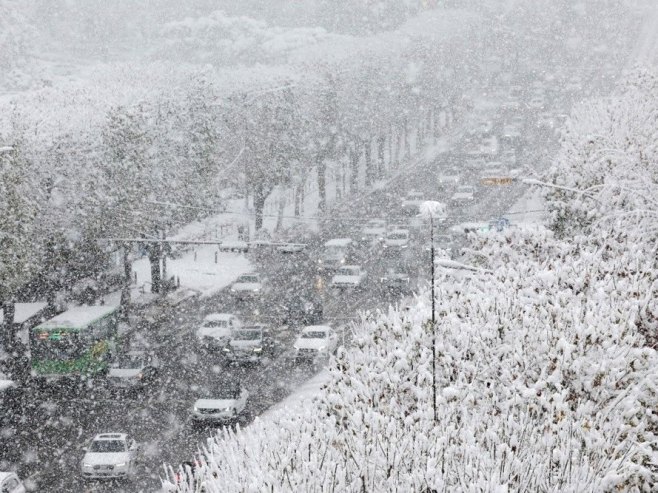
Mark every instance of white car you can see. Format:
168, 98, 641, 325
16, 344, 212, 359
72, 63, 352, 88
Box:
401, 191, 424, 213
107, 350, 160, 390
191, 385, 249, 424
293, 325, 339, 363
0, 472, 25, 493
223, 325, 272, 363
230, 273, 265, 298
383, 229, 410, 249
196, 313, 242, 351
361, 219, 386, 244
330, 265, 367, 289
437, 168, 460, 187
451, 186, 475, 203
81, 433, 139, 480
527, 96, 545, 110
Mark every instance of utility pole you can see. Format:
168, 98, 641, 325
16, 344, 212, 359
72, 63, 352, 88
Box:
430, 214, 437, 423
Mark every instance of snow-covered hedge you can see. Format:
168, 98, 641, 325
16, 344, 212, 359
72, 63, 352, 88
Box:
166, 226, 657, 491
164, 68, 658, 493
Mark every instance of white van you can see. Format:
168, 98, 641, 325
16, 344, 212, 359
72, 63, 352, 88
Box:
319, 238, 354, 271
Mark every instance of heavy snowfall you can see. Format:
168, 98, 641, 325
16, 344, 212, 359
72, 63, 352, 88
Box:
0, 1, 656, 492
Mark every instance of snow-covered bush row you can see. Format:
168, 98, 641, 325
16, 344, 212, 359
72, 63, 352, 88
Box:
168, 229, 656, 491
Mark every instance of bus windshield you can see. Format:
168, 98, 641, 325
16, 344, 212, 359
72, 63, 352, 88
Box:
31, 331, 85, 361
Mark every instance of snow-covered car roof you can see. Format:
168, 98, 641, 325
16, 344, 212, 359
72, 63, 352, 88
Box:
325, 238, 352, 247
302, 325, 332, 333
93, 433, 129, 441
203, 313, 234, 322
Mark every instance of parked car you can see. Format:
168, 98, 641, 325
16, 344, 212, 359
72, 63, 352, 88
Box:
451, 185, 475, 204
330, 265, 367, 289
293, 325, 339, 363
0, 472, 25, 493
230, 273, 266, 298
191, 383, 249, 425
437, 168, 460, 187
223, 325, 273, 363
360, 219, 387, 245
383, 229, 411, 250
107, 350, 160, 391
196, 314, 242, 352
81, 433, 139, 480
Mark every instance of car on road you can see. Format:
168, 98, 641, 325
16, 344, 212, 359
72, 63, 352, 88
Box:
230, 273, 266, 298
383, 229, 410, 250
451, 185, 475, 204
191, 383, 249, 425
196, 313, 242, 352
293, 325, 339, 364
379, 267, 411, 294
437, 167, 460, 188
401, 191, 424, 215
81, 433, 139, 480
360, 219, 387, 245
107, 350, 160, 391
330, 265, 367, 290
0, 472, 25, 493
319, 238, 354, 271
223, 325, 273, 364
527, 95, 546, 111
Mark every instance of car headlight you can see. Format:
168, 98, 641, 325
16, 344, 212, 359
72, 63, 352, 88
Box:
193, 406, 199, 412
137, 372, 143, 380
115, 462, 126, 468
230, 288, 236, 292
224, 407, 234, 413
340, 258, 346, 264
83, 463, 92, 468
293, 346, 299, 351
253, 347, 262, 353
318, 346, 327, 352
223, 347, 232, 352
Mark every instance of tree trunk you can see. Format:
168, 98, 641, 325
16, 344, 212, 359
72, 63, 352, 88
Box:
395, 126, 403, 166
364, 137, 373, 186
1, 300, 16, 353
403, 118, 411, 160
317, 157, 326, 212
276, 192, 285, 231
349, 143, 360, 193
120, 244, 131, 321
148, 243, 161, 295
254, 182, 267, 231
377, 134, 386, 177
294, 185, 300, 216
388, 124, 394, 168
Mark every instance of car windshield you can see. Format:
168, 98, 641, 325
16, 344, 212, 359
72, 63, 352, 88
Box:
204, 319, 228, 328
236, 275, 259, 283
457, 187, 473, 193
325, 246, 346, 256
302, 331, 327, 339
387, 232, 408, 240
214, 387, 240, 399
232, 330, 261, 341
337, 267, 357, 276
111, 354, 144, 369
89, 439, 126, 453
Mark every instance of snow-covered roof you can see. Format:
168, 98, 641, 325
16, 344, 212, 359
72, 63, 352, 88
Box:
35, 305, 118, 331
0, 302, 47, 324
325, 238, 352, 247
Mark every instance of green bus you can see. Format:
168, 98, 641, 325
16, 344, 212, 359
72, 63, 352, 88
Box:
30, 305, 119, 381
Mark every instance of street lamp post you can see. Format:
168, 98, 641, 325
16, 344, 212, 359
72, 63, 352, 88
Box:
419, 201, 447, 424
430, 214, 437, 423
